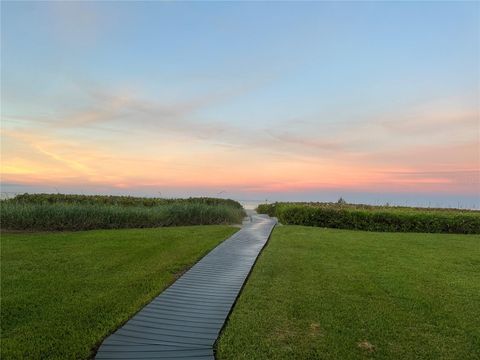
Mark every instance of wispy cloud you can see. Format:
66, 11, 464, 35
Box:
2, 80, 478, 196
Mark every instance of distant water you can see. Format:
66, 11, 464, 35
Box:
237, 198, 479, 211
2, 184, 478, 210
239, 200, 263, 210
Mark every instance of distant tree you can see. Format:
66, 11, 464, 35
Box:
337, 197, 347, 205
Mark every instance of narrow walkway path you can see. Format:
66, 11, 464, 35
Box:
95, 212, 276, 359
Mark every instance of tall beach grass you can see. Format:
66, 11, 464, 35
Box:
1, 194, 246, 231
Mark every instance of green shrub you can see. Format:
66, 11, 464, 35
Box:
257, 202, 480, 234
256, 203, 278, 217
0, 195, 246, 231
9, 193, 243, 209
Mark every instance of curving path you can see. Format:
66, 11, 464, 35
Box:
95, 211, 276, 359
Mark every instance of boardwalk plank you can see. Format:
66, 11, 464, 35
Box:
95, 213, 275, 359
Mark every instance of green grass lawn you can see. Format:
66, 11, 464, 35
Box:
1, 225, 237, 359
217, 226, 480, 360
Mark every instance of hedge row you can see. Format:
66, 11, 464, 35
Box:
257, 203, 480, 234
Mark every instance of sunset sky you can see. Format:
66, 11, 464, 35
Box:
1, 1, 479, 207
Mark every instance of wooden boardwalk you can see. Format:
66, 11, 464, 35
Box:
95, 212, 276, 359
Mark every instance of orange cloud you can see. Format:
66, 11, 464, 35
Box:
2, 89, 478, 197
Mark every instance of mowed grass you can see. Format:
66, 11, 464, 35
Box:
217, 226, 480, 360
1, 225, 237, 359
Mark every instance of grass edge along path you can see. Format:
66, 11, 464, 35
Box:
95, 213, 276, 360
216, 226, 480, 360
1, 225, 238, 359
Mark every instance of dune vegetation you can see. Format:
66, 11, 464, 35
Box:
257, 202, 480, 234
1, 194, 246, 231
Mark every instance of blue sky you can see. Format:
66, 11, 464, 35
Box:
1, 1, 479, 207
